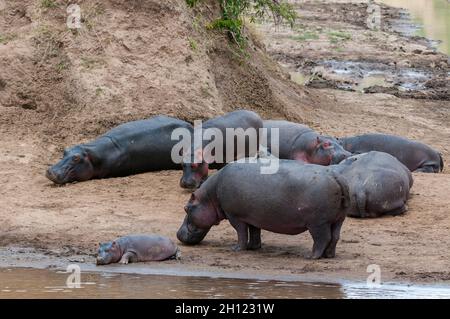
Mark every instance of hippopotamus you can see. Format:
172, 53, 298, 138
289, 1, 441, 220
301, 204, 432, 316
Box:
338, 133, 444, 173
262, 120, 351, 165
96, 234, 180, 265
177, 160, 349, 259
46, 116, 193, 184
180, 110, 263, 189
333, 151, 413, 218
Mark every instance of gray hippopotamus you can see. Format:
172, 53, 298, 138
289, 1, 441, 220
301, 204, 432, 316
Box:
96, 234, 180, 265
333, 151, 413, 218
46, 116, 193, 184
338, 133, 444, 173
263, 120, 351, 165
177, 160, 349, 259
180, 110, 263, 189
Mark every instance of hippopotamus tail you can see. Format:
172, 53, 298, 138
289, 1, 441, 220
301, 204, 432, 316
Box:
330, 171, 351, 211
439, 153, 444, 172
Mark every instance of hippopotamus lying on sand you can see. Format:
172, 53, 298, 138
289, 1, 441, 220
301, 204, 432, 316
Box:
46, 116, 193, 184
177, 160, 349, 259
333, 151, 413, 218
263, 120, 351, 165
338, 133, 444, 173
96, 234, 179, 265
180, 110, 263, 189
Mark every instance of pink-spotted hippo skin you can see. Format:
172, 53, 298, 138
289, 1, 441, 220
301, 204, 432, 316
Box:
46, 116, 193, 184
263, 120, 351, 165
96, 235, 180, 265
177, 160, 350, 259
333, 151, 413, 218
338, 133, 444, 173
180, 110, 263, 189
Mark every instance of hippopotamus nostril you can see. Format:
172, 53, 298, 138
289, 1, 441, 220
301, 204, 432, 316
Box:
45, 168, 58, 182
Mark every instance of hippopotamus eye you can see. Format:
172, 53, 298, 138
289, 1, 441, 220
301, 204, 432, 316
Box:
72, 155, 81, 163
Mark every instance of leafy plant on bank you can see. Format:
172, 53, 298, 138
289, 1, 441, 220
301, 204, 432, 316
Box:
187, 0, 296, 48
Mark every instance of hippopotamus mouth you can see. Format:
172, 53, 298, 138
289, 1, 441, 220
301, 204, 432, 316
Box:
331, 150, 352, 164
176, 218, 210, 245
46, 167, 72, 184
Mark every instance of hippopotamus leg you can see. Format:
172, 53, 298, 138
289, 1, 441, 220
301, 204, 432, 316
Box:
119, 251, 138, 264
228, 215, 249, 251
308, 223, 333, 259
414, 165, 437, 173
324, 218, 345, 258
248, 225, 261, 250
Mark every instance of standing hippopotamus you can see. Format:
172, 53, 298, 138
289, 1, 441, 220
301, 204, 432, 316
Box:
263, 120, 351, 165
180, 110, 263, 189
338, 133, 444, 173
96, 234, 179, 265
46, 116, 193, 184
177, 160, 349, 259
333, 152, 413, 218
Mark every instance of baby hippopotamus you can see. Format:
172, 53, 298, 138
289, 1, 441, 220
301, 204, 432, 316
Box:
96, 235, 179, 265
177, 160, 350, 259
333, 151, 413, 218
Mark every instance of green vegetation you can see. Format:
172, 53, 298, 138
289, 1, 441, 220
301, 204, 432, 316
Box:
0, 33, 17, 44
56, 61, 68, 72
40, 0, 57, 9
95, 87, 104, 96
290, 31, 319, 42
80, 57, 105, 70
186, 0, 201, 7
188, 37, 198, 51
187, 0, 296, 48
327, 30, 352, 44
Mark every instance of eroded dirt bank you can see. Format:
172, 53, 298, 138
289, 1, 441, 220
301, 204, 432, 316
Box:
0, 0, 449, 284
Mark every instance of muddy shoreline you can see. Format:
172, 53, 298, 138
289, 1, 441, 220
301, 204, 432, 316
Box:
255, 0, 449, 100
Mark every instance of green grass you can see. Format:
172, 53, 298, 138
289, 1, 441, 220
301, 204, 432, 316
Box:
188, 37, 198, 51
327, 30, 352, 44
80, 57, 105, 70
95, 87, 104, 96
290, 31, 319, 42
40, 0, 57, 9
0, 33, 17, 44
56, 61, 68, 72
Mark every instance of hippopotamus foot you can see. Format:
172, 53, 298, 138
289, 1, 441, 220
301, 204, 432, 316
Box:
308, 223, 333, 259
323, 219, 344, 258
119, 251, 138, 264
247, 225, 262, 250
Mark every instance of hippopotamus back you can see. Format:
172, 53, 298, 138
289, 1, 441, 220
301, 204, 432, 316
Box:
339, 133, 443, 173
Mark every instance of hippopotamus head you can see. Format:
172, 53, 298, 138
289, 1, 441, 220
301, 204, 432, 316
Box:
96, 241, 121, 265
46, 146, 95, 184
294, 136, 351, 165
177, 186, 221, 245
180, 149, 209, 189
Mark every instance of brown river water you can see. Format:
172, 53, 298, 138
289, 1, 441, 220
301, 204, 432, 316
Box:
1, 268, 450, 299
